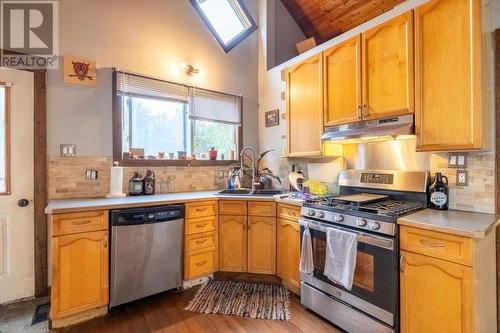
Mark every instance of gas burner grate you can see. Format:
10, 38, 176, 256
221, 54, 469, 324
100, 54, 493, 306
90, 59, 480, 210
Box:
359, 200, 426, 217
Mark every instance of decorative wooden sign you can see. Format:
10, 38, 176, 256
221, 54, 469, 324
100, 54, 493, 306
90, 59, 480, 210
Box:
63, 56, 97, 87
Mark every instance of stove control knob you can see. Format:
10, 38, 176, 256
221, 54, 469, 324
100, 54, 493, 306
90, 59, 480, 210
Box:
316, 211, 325, 218
369, 221, 381, 230
357, 218, 368, 227
333, 215, 344, 222
307, 209, 316, 217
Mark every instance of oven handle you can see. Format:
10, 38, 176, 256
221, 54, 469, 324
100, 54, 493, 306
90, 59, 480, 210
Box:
299, 218, 394, 251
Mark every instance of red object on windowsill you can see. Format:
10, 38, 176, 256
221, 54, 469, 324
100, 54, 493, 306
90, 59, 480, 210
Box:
208, 148, 218, 160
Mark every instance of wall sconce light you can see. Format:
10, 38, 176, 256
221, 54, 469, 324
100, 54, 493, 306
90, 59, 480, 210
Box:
180, 62, 203, 76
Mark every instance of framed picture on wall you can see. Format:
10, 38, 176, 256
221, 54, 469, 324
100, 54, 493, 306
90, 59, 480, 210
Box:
265, 109, 279, 127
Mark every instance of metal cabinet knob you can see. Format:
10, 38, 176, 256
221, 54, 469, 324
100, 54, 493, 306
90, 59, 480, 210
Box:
18, 199, 30, 207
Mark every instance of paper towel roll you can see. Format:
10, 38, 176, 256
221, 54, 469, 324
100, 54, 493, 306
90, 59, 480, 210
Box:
106, 162, 126, 198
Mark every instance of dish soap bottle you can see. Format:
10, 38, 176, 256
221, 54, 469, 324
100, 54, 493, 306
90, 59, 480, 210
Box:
428, 172, 449, 210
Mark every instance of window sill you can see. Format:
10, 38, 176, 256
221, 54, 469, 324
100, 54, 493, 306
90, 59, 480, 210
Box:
116, 159, 239, 167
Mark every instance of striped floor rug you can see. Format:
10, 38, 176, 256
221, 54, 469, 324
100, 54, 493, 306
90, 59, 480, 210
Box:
184, 280, 290, 321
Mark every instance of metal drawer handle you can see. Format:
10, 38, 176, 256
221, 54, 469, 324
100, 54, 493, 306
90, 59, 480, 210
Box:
195, 260, 207, 267
195, 207, 208, 212
72, 219, 91, 225
420, 239, 445, 248
104, 233, 108, 248
400, 253, 404, 273
195, 223, 207, 228
196, 239, 207, 244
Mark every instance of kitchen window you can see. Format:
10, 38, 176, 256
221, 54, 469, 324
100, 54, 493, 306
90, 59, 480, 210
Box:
190, 0, 257, 53
113, 70, 242, 166
0, 83, 10, 194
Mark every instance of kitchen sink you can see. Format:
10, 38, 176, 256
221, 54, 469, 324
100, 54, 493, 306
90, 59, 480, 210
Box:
217, 189, 287, 196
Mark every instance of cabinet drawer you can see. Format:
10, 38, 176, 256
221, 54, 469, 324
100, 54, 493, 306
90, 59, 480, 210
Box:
52, 210, 108, 236
185, 216, 217, 235
278, 204, 301, 221
219, 200, 247, 215
185, 201, 217, 219
185, 247, 217, 279
400, 226, 473, 266
186, 231, 217, 252
248, 201, 276, 217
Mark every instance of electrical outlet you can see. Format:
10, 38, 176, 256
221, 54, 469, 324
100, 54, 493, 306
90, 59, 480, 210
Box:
456, 169, 468, 186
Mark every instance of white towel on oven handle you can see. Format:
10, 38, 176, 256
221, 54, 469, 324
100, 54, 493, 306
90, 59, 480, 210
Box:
300, 226, 314, 274
324, 228, 358, 290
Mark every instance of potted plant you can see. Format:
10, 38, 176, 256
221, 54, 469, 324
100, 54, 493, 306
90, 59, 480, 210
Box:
208, 147, 218, 160
243, 149, 281, 189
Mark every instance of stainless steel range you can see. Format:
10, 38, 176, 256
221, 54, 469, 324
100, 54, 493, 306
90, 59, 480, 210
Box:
299, 170, 428, 333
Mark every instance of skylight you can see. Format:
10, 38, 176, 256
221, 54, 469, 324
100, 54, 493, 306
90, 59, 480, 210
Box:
191, 0, 257, 52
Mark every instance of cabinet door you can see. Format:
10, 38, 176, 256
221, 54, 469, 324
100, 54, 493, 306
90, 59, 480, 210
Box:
247, 216, 276, 274
277, 218, 300, 290
324, 35, 362, 126
219, 215, 247, 272
362, 11, 414, 120
51, 230, 108, 319
286, 53, 323, 157
400, 251, 473, 333
415, 0, 482, 151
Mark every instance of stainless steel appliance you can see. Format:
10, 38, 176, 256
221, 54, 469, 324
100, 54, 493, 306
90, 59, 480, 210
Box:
299, 170, 428, 333
321, 114, 414, 142
110, 205, 183, 307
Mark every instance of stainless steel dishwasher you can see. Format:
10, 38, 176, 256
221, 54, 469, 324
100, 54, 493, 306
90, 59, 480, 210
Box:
110, 205, 183, 307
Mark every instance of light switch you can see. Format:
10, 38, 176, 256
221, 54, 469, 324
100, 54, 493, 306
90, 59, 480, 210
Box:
448, 153, 467, 168
60, 144, 76, 157
456, 169, 468, 186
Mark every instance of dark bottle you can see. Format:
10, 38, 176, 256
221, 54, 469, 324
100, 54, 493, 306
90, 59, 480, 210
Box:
143, 170, 155, 195
128, 172, 144, 196
428, 172, 449, 210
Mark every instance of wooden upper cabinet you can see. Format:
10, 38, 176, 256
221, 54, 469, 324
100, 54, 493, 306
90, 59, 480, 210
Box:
362, 11, 414, 120
323, 35, 362, 126
415, 0, 482, 151
286, 53, 323, 157
400, 251, 473, 333
218, 215, 247, 272
51, 230, 109, 319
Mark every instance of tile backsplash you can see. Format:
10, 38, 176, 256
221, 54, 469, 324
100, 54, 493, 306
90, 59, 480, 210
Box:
48, 152, 496, 215
48, 155, 228, 199
430, 152, 496, 214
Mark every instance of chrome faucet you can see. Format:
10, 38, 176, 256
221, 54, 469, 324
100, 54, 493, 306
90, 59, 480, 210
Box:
240, 146, 256, 192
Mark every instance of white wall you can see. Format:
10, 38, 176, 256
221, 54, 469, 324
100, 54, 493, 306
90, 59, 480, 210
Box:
266, 0, 306, 69
47, 0, 259, 156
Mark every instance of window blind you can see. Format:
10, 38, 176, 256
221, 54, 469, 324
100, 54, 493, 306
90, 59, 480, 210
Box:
116, 71, 189, 103
189, 87, 242, 126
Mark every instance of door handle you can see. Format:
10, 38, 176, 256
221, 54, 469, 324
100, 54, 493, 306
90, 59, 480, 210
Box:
17, 199, 30, 207
399, 253, 405, 273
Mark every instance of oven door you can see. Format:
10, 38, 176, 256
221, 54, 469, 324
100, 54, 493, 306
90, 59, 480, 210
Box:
299, 218, 398, 327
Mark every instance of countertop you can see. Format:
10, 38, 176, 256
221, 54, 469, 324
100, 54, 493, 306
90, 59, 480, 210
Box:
45, 191, 302, 214
398, 209, 499, 239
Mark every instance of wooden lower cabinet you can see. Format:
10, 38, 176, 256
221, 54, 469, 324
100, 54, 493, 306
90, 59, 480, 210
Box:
400, 251, 473, 333
247, 216, 276, 274
184, 201, 218, 280
219, 215, 247, 272
51, 217, 109, 322
277, 218, 300, 292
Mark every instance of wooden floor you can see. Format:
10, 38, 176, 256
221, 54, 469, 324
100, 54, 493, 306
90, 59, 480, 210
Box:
57, 286, 344, 333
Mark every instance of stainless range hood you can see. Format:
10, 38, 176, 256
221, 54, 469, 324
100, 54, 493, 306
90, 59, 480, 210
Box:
321, 114, 415, 143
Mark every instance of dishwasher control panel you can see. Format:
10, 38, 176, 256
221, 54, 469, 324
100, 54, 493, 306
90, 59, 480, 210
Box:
111, 204, 184, 226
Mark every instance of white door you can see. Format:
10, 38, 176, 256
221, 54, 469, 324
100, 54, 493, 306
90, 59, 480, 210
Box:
0, 68, 34, 303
